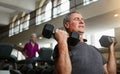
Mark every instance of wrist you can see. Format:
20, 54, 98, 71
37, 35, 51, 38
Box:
58, 40, 68, 49
108, 45, 115, 55
58, 39, 67, 44
109, 44, 114, 50
58, 40, 68, 53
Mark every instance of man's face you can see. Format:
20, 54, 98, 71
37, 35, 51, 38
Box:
65, 13, 86, 35
31, 36, 36, 43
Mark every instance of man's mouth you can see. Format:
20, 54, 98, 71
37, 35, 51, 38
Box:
79, 25, 84, 28
78, 31, 84, 34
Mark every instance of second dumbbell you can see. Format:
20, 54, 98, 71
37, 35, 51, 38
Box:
99, 35, 117, 47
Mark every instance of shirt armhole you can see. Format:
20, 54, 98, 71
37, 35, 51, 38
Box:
53, 44, 59, 62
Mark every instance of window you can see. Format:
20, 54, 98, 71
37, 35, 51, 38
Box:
53, 0, 60, 18
83, 0, 98, 5
36, 0, 70, 25
41, 11, 45, 22
53, 0, 70, 18
22, 14, 30, 30
14, 20, 20, 34
9, 15, 17, 36
9, 14, 30, 36
38, 0, 52, 23
9, 0, 70, 37
44, 1, 52, 21
60, 0, 70, 15
9, 23, 14, 37
19, 18, 24, 32
36, 8, 42, 25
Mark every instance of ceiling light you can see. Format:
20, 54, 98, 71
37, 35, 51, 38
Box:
19, 43, 22, 46
114, 14, 119, 17
39, 37, 43, 39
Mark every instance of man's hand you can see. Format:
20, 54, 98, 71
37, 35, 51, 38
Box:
109, 38, 115, 50
21, 51, 28, 59
24, 55, 28, 59
55, 29, 68, 43
104, 38, 117, 74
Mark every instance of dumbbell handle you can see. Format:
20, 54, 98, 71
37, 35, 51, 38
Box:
53, 29, 80, 46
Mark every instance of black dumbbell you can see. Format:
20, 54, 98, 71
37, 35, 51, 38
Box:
42, 24, 80, 46
99, 35, 117, 47
42, 24, 54, 39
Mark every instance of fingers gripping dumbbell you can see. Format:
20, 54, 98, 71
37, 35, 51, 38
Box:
42, 24, 80, 46
99, 35, 117, 47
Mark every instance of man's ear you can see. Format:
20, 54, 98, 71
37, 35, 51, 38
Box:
64, 22, 69, 29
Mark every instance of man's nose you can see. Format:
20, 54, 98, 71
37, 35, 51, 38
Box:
79, 19, 84, 24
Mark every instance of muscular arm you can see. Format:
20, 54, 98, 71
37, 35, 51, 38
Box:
54, 29, 72, 74
104, 41, 117, 74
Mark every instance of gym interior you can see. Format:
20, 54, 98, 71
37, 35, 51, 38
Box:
0, 0, 120, 74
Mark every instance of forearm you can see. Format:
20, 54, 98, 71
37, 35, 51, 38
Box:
55, 41, 72, 74
21, 51, 28, 58
107, 46, 117, 74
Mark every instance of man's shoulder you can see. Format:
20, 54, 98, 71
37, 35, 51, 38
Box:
24, 42, 31, 46
26, 42, 30, 44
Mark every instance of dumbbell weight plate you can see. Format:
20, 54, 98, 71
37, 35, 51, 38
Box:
99, 35, 117, 47
68, 32, 79, 46
42, 24, 54, 39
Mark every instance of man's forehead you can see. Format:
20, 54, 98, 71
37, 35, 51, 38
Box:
70, 13, 83, 18
31, 34, 37, 38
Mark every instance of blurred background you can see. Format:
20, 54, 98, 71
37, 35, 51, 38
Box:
0, 0, 120, 71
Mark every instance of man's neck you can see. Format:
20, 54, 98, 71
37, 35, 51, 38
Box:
30, 41, 35, 47
30, 41, 35, 44
79, 34, 84, 42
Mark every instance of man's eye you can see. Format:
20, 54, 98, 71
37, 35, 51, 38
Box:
74, 18, 79, 21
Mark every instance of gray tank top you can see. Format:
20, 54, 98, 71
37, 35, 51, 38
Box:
53, 42, 106, 74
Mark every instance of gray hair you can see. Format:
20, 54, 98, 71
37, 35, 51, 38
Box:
63, 11, 80, 31
63, 11, 80, 24
30, 33, 37, 38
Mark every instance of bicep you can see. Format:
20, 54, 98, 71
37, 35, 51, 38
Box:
53, 45, 59, 74
104, 64, 108, 74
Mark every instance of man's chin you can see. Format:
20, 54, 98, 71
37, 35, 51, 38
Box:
79, 32, 84, 35
78, 31, 84, 35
